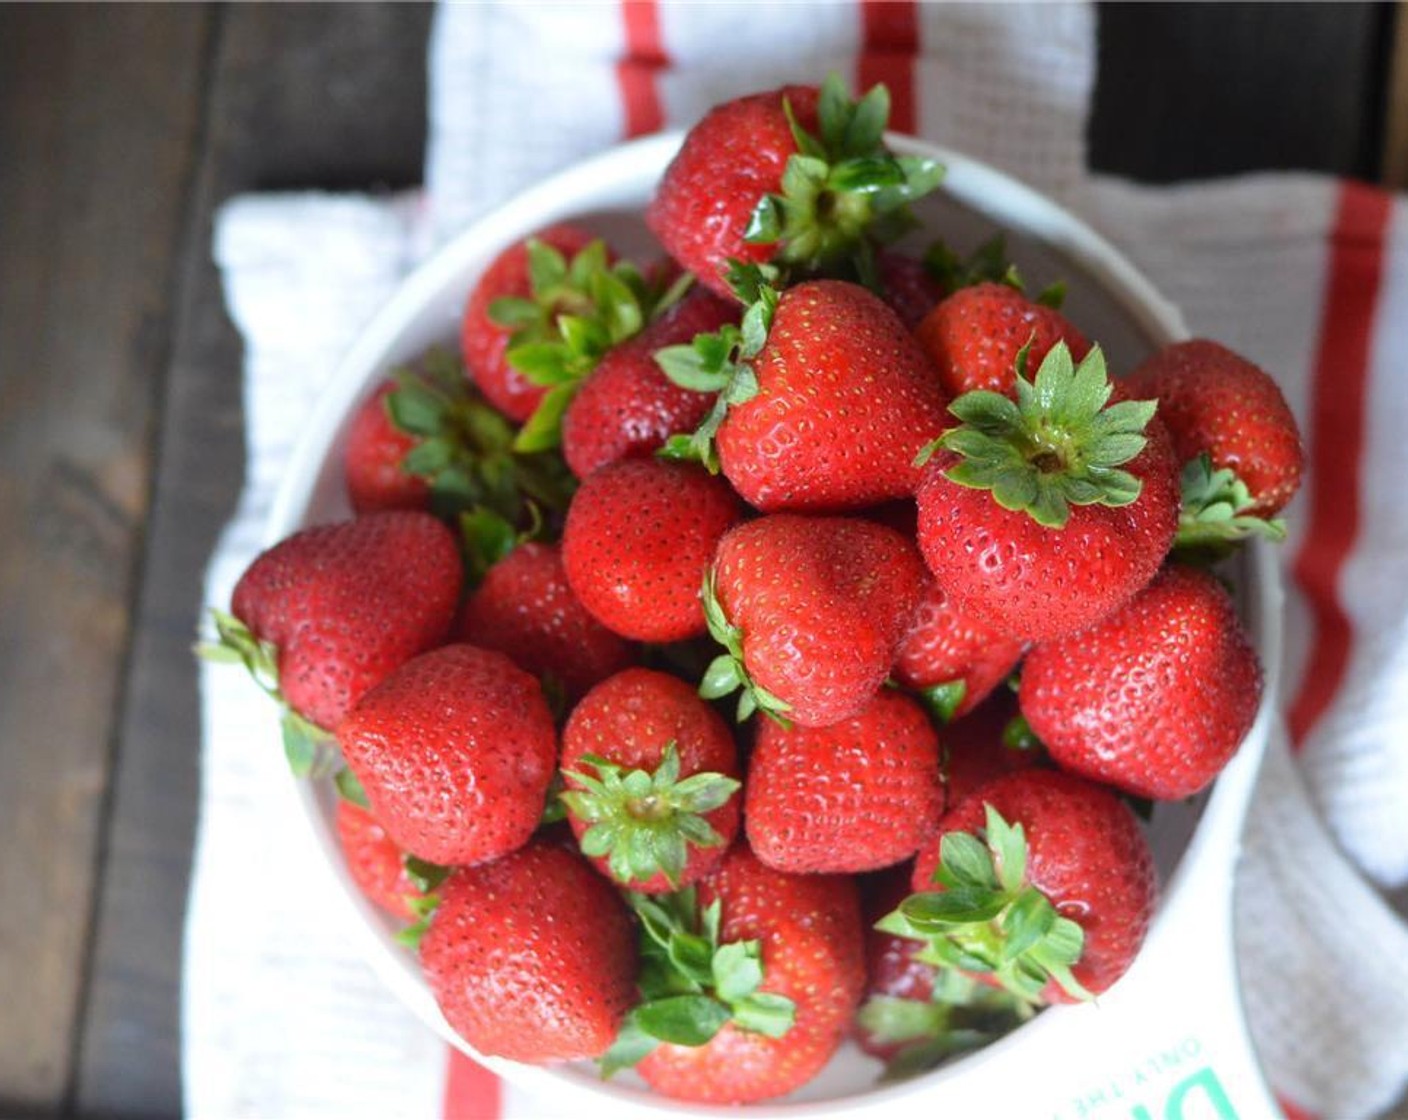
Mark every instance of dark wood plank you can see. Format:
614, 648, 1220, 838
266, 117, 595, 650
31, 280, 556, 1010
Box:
72, 6, 431, 1117
0, 7, 210, 1113
1091, 2, 1393, 182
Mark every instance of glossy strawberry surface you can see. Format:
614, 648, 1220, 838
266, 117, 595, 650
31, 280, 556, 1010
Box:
893, 579, 1026, 719
746, 688, 943, 873
713, 514, 928, 727
912, 770, 1156, 1002
562, 287, 738, 478
636, 845, 864, 1104
915, 282, 1091, 399
941, 690, 1047, 808
646, 86, 819, 296
877, 251, 944, 330
343, 380, 430, 513
460, 223, 597, 422
334, 800, 424, 922
457, 541, 633, 702
915, 420, 1179, 642
717, 280, 949, 512
562, 668, 740, 892
421, 840, 636, 1063
339, 644, 557, 866
230, 511, 461, 730
1020, 563, 1262, 799
562, 458, 742, 642
1125, 338, 1303, 515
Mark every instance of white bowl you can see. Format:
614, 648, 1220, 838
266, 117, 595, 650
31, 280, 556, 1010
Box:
268, 134, 1283, 1118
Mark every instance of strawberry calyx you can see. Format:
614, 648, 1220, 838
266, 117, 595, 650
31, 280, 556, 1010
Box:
924, 234, 1066, 308
488, 239, 687, 451
743, 73, 944, 288
859, 969, 1032, 1081
655, 262, 779, 472
697, 571, 794, 726
383, 349, 576, 527
195, 609, 336, 777
560, 743, 741, 889
394, 855, 451, 949
601, 887, 797, 1077
914, 680, 968, 725
877, 804, 1093, 1005
916, 342, 1156, 529
1174, 453, 1287, 559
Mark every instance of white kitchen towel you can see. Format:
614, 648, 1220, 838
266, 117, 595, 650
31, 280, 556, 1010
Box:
189, 4, 1408, 1118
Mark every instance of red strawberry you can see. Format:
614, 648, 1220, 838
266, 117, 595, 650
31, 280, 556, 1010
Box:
622, 845, 865, 1104
648, 76, 942, 295
746, 689, 942, 873
916, 343, 1179, 641
560, 668, 741, 892
221, 511, 461, 733
942, 691, 1046, 808
561, 286, 738, 478
456, 541, 634, 702
1126, 339, 1302, 516
562, 458, 742, 642
853, 865, 1029, 1069
343, 381, 430, 513
877, 250, 944, 330
338, 644, 557, 866
712, 280, 949, 511
334, 799, 425, 922
893, 579, 1026, 722
893, 769, 1157, 1004
461, 224, 597, 422
915, 281, 1091, 400
420, 839, 636, 1063
1020, 564, 1262, 800
706, 514, 927, 726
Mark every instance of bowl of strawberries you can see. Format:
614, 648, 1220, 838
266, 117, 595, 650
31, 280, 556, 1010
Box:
207, 76, 1300, 1114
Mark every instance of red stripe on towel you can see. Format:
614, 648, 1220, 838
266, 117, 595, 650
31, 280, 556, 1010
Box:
442, 1048, 503, 1120
617, 0, 668, 138
859, 0, 918, 135
1288, 180, 1391, 749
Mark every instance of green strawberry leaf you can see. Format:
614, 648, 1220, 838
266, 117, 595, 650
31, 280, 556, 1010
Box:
915, 679, 966, 724
403, 855, 452, 895
1174, 453, 1287, 560
334, 767, 371, 809
937, 343, 1154, 528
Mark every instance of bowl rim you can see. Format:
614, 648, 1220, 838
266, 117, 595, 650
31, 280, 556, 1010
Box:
265, 130, 1280, 1115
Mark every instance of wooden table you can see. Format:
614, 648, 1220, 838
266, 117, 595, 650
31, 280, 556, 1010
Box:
1, 4, 1403, 1116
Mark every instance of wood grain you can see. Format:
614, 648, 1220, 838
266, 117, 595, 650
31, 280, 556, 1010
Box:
71, 7, 431, 1116
0, 6, 210, 1111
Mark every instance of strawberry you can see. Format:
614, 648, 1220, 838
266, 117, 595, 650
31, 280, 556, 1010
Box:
877, 250, 944, 330
854, 864, 1029, 1071
915, 281, 1091, 400
343, 381, 430, 513
210, 512, 461, 749
893, 579, 1027, 722
915, 343, 1179, 641
463, 230, 669, 450
343, 351, 576, 529
338, 644, 558, 866
1019, 564, 1262, 800
561, 458, 742, 642
660, 277, 949, 510
334, 799, 426, 923
884, 769, 1157, 1005
461, 224, 596, 422
746, 689, 943, 873
560, 668, 741, 892
561, 286, 738, 478
1124, 339, 1304, 549
610, 845, 865, 1104
420, 838, 637, 1063
647, 75, 942, 295
704, 514, 927, 726
456, 541, 634, 702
